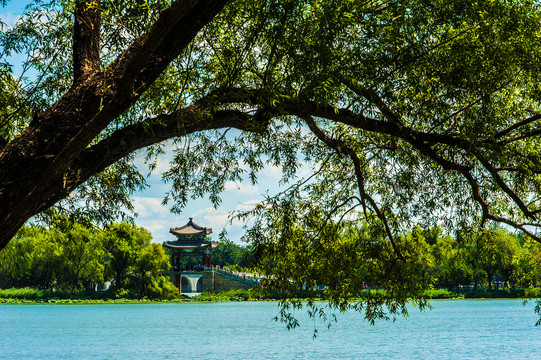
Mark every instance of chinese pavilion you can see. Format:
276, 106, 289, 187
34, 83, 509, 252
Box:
164, 218, 257, 294
164, 218, 218, 271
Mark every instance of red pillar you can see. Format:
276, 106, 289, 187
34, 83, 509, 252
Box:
204, 250, 211, 270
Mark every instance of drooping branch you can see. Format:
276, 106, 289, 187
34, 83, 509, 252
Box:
202, 88, 541, 239
302, 115, 407, 261
73, 0, 101, 83
407, 131, 541, 243
472, 150, 534, 219
339, 76, 404, 127
244, 89, 541, 243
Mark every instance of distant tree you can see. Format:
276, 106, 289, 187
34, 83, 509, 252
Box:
0, 220, 179, 296
54, 224, 104, 291
28, 232, 60, 290
512, 239, 541, 288
464, 227, 521, 290
212, 238, 250, 268
429, 231, 472, 291
0, 227, 39, 288
101, 222, 151, 289
131, 243, 174, 298
495, 232, 521, 288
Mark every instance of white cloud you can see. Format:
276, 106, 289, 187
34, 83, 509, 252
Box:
236, 199, 264, 211
133, 197, 167, 217
192, 207, 231, 229
152, 156, 171, 173
258, 164, 283, 180
136, 219, 171, 242
224, 181, 260, 196
1, 13, 20, 29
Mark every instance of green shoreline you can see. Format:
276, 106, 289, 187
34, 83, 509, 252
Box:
1, 287, 539, 305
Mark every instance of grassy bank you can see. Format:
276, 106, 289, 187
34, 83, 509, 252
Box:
422, 287, 541, 299
2, 287, 541, 304
0, 288, 264, 304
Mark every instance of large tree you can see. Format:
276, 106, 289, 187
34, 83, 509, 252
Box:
3, 0, 541, 316
0, 0, 235, 248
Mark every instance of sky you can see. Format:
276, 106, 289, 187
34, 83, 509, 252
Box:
1, 2, 311, 244
130, 143, 309, 244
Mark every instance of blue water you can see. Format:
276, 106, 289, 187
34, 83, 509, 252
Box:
1, 300, 540, 359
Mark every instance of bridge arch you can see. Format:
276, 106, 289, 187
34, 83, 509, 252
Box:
181, 276, 192, 293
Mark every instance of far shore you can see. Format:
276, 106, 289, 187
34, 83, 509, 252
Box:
1, 287, 539, 305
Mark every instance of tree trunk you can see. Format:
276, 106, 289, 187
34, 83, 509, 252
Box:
0, 0, 230, 251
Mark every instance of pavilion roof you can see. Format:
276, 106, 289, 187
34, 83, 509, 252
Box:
163, 240, 219, 250
169, 218, 212, 237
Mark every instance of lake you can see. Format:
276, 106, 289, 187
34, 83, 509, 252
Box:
1, 300, 540, 359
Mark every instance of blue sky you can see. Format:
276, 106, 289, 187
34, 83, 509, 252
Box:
131, 143, 308, 243
1, 2, 311, 244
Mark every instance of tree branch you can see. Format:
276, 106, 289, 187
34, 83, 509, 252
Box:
472, 150, 534, 219
109, 0, 229, 95
73, 0, 101, 83
36, 105, 263, 214
275, 95, 541, 244
303, 115, 407, 261
494, 114, 541, 140
498, 128, 541, 145
339, 76, 404, 127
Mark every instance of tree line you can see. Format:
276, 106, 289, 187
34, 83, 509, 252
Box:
0, 219, 252, 298
420, 227, 541, 291
0, 220, 176, 298
1, 217, 540, 300
247, 203, 541, 302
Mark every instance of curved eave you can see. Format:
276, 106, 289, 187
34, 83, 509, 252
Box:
164, 244, 209, 250
169, 228, 211, 236
163, 242, 219, 250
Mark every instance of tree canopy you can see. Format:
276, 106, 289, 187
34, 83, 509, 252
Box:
0, 220, 176, 298
3, 0, 541, 321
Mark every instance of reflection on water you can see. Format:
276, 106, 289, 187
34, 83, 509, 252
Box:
0, 300, 540, 359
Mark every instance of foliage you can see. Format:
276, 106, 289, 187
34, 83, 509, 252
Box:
246, 203, 434, 326
422, 289, 463, 299
193, 289, 256, 302
512, 239, 541, 288
101, 222, 152, 289
130, 243, 176, 299
2, 0, 541, 324
0, 220, 174, 298
244, 207, 541, 325
0, 287, 73, 300
54, 223, 105, 291
211, 238, 252, 268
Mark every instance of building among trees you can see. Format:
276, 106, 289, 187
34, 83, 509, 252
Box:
163, 218, 255, 294
165, 218, 217, 271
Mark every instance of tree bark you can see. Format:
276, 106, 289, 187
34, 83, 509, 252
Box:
73, 0, 101, 83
